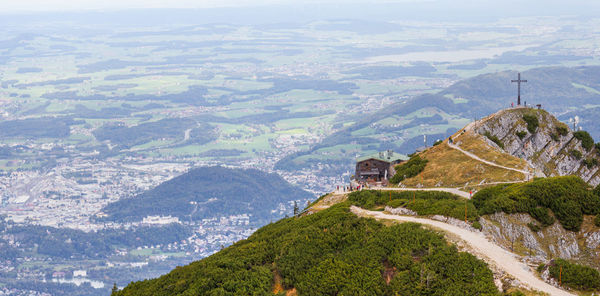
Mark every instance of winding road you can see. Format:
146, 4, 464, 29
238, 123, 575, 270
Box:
351, 206, 574, 296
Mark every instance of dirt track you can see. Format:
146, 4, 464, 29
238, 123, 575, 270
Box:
351, 206, 574, 296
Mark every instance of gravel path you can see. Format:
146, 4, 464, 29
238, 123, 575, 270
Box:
351, 206, 574, 296
447, 141, 530, 177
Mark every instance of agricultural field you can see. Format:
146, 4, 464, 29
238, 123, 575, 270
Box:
1, 9, 600, 295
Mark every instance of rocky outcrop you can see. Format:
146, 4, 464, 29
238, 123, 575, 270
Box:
384, 206, 417, 216
474, 108, 600, 186
481, 212, 592, 265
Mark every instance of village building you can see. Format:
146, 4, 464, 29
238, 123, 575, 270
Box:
355, 150, 408, 184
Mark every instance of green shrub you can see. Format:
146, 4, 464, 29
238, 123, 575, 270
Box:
549, 258, 600, 291
389, 155, 428, 184
550, 133, 559, 142
522, 114, 539, 133
556, 124, 569, 136
515, 131, 527, 140
537, 264, 546, 274
472, 176, 597, 231
570, 149, 582, 160
113, 203, 499, 296
386, 199, 407, 208
348, 190, 479, 222
595, 215, 600, 227
583, 158, 598, 169
529, 207, 555, 226
527, 222, 541, 232
574, 130, 594, 151
484, 131, 504, 149
472, 220, 482, 230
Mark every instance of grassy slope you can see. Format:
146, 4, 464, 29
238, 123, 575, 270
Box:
399, 142, 525, 189
453, 130, 529, 171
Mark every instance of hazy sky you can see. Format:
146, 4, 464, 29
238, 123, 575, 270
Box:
1, 0, 427, 13
2, 0, 597, 20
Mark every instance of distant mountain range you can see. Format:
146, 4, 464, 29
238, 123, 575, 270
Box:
276, 66, 600, 178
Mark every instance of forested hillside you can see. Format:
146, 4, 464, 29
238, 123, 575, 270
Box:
101, 166, 312, 223
112, 203, 499, 296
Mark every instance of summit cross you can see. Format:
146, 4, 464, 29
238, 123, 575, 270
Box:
511, 72, 527, 105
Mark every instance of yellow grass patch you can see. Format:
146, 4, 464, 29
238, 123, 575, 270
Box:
401, 143, 525, 188
453, 131, 529, 171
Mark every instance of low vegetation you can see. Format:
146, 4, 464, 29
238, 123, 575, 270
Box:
556, 124, 569, 136
472, 176, 599, 231
389, 155, 428, 184
112, 203, 499, 296
570, 149, 582, 160
454, 131, 528, 170
515, 131, 527, 140
484, 131, 504, 149
522, 114, 539, 133
401, 139, 526, 188
348, 190, 479, 222
548, 259, 600, 291
573, 130, 594, 151
583, 158, 598, 169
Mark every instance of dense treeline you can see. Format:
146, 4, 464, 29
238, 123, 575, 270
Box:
0, 117, 83, 139
548, 259, 600, 291
92, 118, 216, 148
113, 203, 499, 296
349, 190, 479, 222
390, 155, 428, 184
472, 176, 598, 231
5, 223, 190, 259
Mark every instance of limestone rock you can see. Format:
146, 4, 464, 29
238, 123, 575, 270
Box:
474, 108, 600, 186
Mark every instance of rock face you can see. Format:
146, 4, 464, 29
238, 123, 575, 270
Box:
481, 213, 581, 261
474, 108, 600, 186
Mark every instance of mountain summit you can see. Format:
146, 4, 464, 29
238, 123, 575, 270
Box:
472, 108, 600, 186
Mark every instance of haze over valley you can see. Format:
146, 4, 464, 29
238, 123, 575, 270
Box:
1, 1, 600, 295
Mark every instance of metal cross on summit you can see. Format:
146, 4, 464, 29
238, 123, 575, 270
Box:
511, 72, 527, 105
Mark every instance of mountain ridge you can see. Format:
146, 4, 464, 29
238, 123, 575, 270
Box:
110, 108, 600, 296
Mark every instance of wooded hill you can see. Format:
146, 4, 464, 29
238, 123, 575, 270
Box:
100, 166, 312, 223
112, 203, 499, 296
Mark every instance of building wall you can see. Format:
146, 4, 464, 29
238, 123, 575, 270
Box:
355, 159, 392, 182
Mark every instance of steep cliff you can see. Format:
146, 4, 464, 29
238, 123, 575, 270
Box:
481, 213, 600, 270
473, 108, 600, 186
